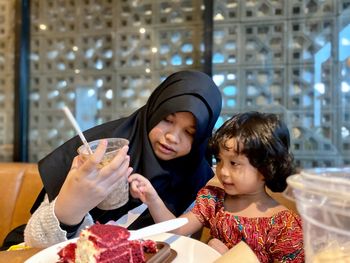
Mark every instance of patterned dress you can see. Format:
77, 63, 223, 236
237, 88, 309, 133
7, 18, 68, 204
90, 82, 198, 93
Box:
191, 185, 304, 263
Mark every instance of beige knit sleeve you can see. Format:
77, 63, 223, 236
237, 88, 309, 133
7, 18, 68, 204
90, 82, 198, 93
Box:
24, 194, 93, 248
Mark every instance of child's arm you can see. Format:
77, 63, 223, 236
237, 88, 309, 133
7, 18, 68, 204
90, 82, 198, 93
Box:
129, 173, 203, 236
129, 173, 174, 222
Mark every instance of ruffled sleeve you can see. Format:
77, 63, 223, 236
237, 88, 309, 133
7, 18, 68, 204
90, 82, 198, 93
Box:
191, 186, 224, 228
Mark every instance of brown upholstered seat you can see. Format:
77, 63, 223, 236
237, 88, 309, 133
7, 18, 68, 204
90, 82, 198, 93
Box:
0, 163, 42, 246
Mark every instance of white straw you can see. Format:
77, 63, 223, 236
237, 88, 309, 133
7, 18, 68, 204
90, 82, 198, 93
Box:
62, 106, 93, 154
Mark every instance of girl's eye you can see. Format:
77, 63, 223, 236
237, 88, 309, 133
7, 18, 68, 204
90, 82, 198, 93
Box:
230, 161, 238, 166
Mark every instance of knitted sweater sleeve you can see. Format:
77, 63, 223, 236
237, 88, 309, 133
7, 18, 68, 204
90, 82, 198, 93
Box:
24, 194, 93, 248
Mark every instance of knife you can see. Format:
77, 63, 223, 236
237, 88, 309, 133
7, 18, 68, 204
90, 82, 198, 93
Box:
128, 218, 188, 240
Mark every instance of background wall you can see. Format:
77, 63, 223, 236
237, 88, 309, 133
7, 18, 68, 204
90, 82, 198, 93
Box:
0, 0, 15, 161
0, 0, 349, 168
211, 0, 350, 167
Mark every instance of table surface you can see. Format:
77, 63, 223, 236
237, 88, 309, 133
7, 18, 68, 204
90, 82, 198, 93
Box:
0, 248, 42, 263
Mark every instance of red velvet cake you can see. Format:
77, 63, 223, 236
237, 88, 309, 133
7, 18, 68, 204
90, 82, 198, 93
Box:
58, 224, 158, 263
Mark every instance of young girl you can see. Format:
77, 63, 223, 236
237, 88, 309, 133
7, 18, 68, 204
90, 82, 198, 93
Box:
24, 70, 222, 248
129, 111, 304, 263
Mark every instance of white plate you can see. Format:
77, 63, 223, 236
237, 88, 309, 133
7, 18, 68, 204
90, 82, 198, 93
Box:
25, 232, 221, 263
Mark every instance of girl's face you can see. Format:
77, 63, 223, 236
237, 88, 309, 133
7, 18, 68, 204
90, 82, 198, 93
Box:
148, 111, 196, 160
215, 138, 265, 196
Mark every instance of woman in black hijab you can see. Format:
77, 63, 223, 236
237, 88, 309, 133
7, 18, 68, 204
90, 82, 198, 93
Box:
25, 70, 222, 247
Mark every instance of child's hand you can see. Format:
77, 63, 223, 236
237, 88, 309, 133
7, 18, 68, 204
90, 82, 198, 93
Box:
128, 173, 159, 205
208, 238, 229, 255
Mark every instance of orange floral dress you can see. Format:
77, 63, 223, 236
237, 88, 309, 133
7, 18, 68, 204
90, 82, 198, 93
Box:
192, 186, 304, 263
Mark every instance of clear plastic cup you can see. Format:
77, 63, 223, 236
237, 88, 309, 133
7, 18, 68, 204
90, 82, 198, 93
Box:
77, 138, 130, 210
286, 167, 350, 262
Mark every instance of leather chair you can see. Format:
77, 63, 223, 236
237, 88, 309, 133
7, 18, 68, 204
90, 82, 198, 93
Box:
0, 163, 42, 246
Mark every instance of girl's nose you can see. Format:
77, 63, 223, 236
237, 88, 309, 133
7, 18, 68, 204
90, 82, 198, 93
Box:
218, 163, 229, 177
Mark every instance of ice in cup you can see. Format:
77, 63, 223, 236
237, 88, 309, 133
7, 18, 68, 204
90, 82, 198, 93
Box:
77, 137, 130, 210
77, 138, 129, 168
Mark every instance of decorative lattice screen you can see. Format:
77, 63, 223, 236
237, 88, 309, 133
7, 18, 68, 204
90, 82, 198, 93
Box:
211, 0, 350, 167
0, 0, 349, 168
0, 0, 15, 161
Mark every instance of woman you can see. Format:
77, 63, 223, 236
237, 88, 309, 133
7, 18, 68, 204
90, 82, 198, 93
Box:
24, 70, 222, 247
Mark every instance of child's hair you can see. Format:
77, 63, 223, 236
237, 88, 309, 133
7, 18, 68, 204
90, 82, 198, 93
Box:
209, 111, 295, 192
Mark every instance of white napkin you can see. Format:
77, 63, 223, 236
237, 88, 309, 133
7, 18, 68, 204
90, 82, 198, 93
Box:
108, 203, 148, 228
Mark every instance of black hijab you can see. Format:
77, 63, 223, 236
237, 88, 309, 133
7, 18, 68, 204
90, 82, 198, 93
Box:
34, 70, 222, 228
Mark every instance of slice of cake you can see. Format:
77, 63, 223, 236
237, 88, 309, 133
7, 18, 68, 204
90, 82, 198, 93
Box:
57, 242, 76, 263
58, 223, 158, 263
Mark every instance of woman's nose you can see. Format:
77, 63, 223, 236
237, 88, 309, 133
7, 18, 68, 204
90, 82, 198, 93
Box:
165, 130, 180, 144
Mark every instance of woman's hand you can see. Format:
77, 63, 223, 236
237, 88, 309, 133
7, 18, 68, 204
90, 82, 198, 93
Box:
208, 238, 229, 255
128, 173, 159, 205
55, 139, 133, 225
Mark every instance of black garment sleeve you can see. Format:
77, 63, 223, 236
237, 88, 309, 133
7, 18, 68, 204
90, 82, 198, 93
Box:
59, 218, 84, 239
30, 188, 46, 214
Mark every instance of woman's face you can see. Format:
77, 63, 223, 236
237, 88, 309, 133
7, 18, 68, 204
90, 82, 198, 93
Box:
148, 111, 196, 160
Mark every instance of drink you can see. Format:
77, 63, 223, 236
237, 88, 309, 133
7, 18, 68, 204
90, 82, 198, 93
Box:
77, 138, 129, 168
313, 242, 350, 263
286, 167, 350, 262
77, 138, 130, 210
96, 175, 129, 210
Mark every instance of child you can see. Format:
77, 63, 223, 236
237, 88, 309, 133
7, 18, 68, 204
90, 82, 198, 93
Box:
129, 111, 305, 263
24, 70, 222, 248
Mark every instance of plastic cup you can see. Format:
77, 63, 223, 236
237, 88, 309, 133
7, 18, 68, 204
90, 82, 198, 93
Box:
286, 167, 350, 262
77, 138, 130, 210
